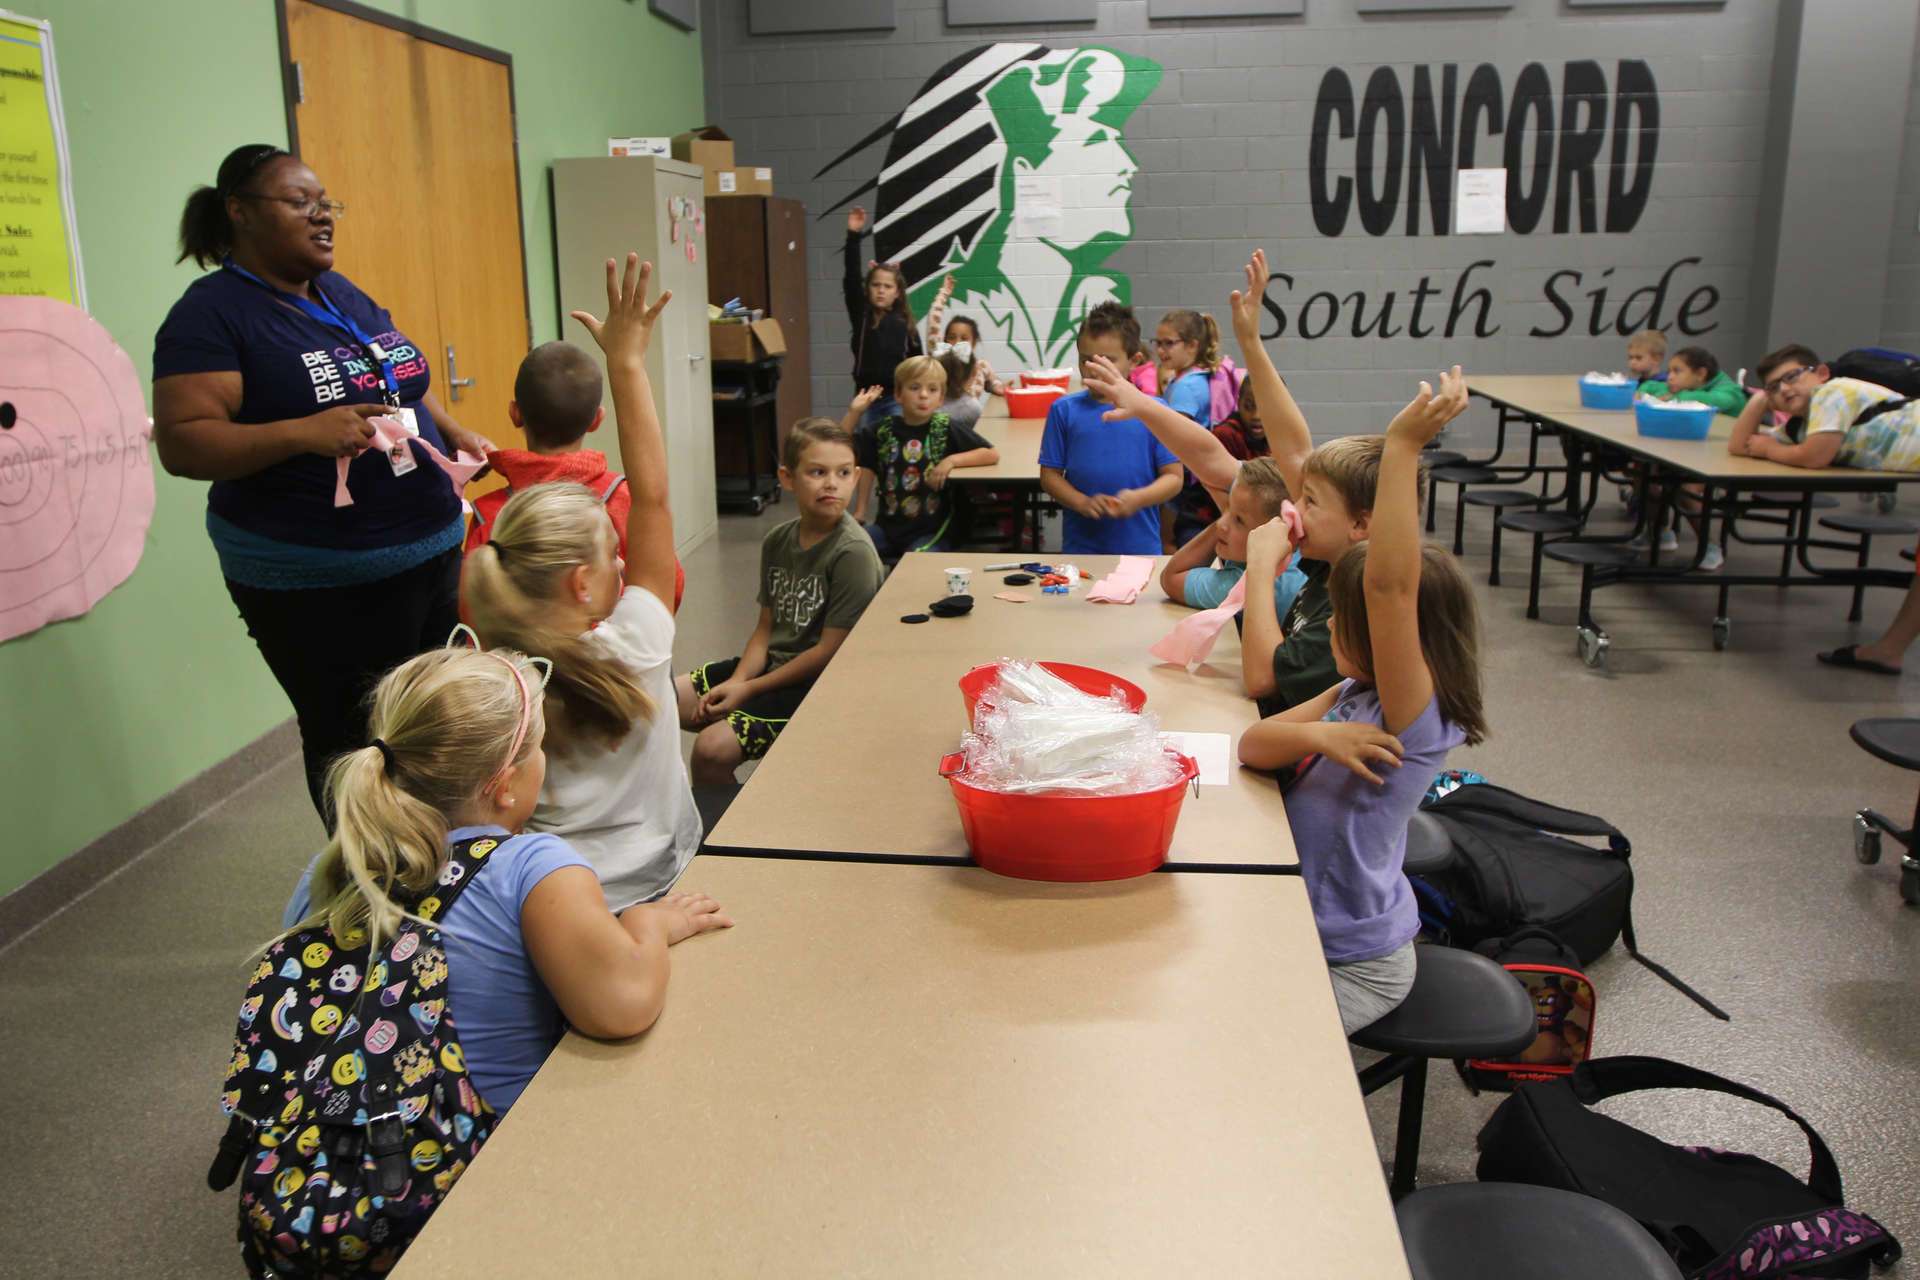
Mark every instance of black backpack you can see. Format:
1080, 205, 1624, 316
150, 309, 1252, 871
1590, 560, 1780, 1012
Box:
1477, 1056, 1902, 1279
209, 834, 503, 1278
1412, 783, 1727, 1020
1830, 347, 1920, 400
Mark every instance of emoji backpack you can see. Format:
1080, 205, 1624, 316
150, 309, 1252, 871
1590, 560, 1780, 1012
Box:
208, 834, 502, 1278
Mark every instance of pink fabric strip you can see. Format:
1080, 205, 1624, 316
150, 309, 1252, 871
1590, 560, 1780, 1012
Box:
1150, 574, 1248, 668
1086, 554, 1157, 604
334, 416, 489, 509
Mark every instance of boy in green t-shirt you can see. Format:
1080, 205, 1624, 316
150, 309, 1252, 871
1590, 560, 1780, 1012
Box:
677, 418, 883, 783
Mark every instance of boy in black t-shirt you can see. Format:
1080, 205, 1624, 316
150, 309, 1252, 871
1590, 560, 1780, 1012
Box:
847, 356, 998, 563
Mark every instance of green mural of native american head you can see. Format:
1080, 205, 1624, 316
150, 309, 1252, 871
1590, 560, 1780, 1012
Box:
819, 43, 1162, 373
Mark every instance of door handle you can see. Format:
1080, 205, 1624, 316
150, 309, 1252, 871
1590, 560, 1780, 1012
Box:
688, 354, 706, 364
446, 345, 477, 402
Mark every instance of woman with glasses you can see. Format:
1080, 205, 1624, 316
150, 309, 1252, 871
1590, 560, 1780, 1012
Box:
152, 143, 495, 826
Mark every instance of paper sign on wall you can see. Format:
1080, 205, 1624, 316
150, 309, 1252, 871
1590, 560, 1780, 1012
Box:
1454, 167, 1507, 236
1013, 174, 1064, 240
0, 9, 85, 305
0, 297, 154, 643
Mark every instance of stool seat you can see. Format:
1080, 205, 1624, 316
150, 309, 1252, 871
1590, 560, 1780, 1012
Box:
1748, 492, 1838, 510
1543, 542, 1639, 568
1396, 1183, 1683, 1280
1350, 945, 1535, 1059
1851, 718, 1920, 771
1500, 510, 1583, 534
1432, 464, 1498, 485
1403, 812, 1454, 876
1463, 489, 1541, 510
1819, 513, 1919, 536
1422, 449, 1466, 469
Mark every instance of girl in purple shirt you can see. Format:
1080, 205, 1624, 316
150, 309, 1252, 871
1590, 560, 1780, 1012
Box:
1239, 368, 1489, 1034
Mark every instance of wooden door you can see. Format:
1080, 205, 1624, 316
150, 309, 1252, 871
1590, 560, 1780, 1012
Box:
764, 198, 809, 448
283, 0, 444, 402
283, 0, 530, 470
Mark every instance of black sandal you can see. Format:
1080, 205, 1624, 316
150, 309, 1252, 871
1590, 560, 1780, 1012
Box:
1817, 644, 1902, 676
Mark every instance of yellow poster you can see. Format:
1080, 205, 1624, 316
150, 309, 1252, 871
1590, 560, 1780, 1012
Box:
0, 10, 83, 305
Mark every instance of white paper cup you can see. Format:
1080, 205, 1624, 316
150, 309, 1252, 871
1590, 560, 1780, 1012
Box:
945, 566, 973, 596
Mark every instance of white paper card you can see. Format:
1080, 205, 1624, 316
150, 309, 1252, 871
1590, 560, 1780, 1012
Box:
1454, 167, 1507, 235
1014, 174, 1063, 239
1160, 731, 1233, 786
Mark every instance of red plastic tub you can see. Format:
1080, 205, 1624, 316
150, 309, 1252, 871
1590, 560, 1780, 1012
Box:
958, 661, 1147, 723
1005, 385, 1066, 418
1020, 370, 1072, 389
939, 750, 1199, 881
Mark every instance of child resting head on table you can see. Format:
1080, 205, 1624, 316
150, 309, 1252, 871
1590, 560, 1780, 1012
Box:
278, 645, 731, 1121
1238, 368, 1486, 1035
1731, 343, 1920, 473
679, 417, 884, 784
463, 255, 703, 911
1080, 249, 1425, 716
1159, 456, 1307, 617
848, 355, 999, 563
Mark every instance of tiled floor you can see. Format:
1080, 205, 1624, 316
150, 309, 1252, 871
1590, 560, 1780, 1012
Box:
4, 487, 1917, 1276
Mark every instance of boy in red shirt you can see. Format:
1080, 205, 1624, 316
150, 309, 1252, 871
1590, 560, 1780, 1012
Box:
465, 341, 684, 611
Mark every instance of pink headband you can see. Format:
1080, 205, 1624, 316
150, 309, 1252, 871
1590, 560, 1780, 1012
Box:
445, 625, 551, 782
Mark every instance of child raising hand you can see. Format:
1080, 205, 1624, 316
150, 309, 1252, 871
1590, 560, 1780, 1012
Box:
1238, 367, 1488, 1035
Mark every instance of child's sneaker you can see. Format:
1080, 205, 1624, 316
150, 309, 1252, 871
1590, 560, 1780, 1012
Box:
1698, 544, 1725, 572
1625, 532, 1648, 551
1657, 529, 1679, 553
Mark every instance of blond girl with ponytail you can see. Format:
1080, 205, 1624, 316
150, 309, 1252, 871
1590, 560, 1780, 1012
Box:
462, 254, 702, 910
279, 645, 731, 1112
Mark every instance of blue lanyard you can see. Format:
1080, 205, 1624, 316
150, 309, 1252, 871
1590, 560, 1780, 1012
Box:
223, 260, 403, 405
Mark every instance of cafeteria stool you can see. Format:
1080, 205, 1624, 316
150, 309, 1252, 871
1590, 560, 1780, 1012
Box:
1430, 464, 1500, 553
1499, 510, 1585, 619
1351, 945, 1536, 1199
1396, 1183, 1683, 1280
1848, 718, 1920, 906
1463, 490, 1544, 585
1818, 513, 1919, 621
1542, 542, 1640, 668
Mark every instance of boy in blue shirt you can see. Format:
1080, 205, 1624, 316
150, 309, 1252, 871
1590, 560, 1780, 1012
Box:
1038, 302, 1183, 555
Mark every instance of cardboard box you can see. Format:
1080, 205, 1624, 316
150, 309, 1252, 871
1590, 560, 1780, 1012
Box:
709, 317, 787, 362
707, 166, 774, 197
607, 136, 671, 158
671, 125, 735, 172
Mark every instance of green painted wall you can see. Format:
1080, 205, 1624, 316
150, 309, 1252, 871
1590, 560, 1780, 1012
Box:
0, 0, 703, 900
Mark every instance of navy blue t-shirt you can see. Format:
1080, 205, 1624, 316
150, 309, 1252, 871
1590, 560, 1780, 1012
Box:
153, 268, 459, 551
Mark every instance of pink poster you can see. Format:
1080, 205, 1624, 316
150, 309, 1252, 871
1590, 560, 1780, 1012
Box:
0, 297, 154, 644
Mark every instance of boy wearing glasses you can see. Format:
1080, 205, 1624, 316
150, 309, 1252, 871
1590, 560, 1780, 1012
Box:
1731, 344, 1920, 472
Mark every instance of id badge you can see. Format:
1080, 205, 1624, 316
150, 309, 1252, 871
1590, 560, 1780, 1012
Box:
385, 406, 420, 476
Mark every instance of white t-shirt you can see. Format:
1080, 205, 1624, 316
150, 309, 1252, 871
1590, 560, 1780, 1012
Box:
530, 585, 701, 910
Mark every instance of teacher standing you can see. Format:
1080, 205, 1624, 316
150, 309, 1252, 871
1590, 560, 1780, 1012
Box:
152, 143, 493, 826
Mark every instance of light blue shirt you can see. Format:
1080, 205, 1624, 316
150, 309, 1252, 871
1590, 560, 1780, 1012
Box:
1165, 369, 1212, 425
1182, 555, 1308, 617
283, 825, 590, 1113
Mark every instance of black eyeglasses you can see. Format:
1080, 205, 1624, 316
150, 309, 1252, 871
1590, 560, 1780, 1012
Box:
236, 193, 346, 220
1151, 337, 1186, 350
1763, 366, 1813, 396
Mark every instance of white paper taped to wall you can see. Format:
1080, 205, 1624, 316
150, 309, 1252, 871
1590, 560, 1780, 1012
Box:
1013, 174, 1064, 239
1454, 167, 1507, 235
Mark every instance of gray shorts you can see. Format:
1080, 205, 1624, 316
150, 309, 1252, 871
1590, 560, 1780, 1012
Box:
1329, 940, 1418, 1035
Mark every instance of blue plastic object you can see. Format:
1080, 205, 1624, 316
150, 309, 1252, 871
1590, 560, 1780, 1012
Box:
1634, 399, 1717, 440
1577, 377, 1638, 410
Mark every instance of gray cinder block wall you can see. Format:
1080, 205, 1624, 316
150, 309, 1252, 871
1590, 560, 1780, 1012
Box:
700, 0, 1916, 440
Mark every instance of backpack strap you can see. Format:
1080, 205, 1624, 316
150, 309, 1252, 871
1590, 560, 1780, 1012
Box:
1428, 783, 1630, 855
1851, 397, 1914, 429
1571, 1056, 1843, 1203
598, 473, 626, 504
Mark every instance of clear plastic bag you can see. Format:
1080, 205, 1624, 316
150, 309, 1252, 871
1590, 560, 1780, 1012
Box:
959, 660, 1184, 796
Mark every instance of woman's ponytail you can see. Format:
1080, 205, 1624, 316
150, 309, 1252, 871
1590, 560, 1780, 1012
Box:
178, 143, 290, 268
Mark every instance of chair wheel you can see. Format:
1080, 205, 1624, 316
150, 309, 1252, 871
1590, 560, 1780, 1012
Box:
1578, 627, 1609, 669
1877, 491, 1898, 515
1855, 814, 1882, 865
750, 496, 766, 515
1711, 618, 1729, 651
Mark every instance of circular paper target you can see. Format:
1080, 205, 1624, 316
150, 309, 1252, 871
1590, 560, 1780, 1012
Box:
0, 297, 154, 643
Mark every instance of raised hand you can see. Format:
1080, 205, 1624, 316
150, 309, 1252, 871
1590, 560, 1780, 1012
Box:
1229, 249, 1271, 342
1387, 365, 1468, 447
570, 252, 672, 368
850, 385, 885, 415
847, 205, 869, 235
1083, 354, 1152, 420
